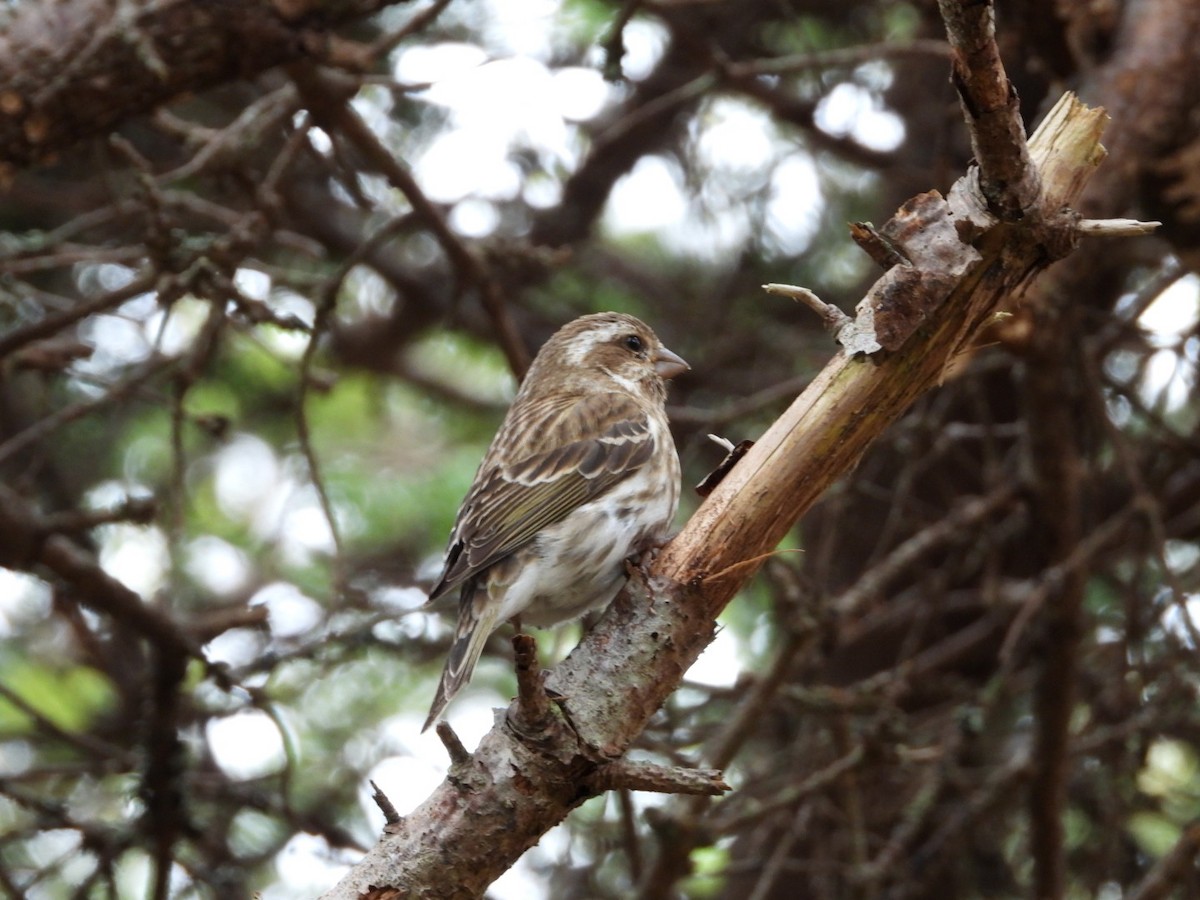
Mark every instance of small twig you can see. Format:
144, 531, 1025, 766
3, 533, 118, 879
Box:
1080, 346, 1198, 649
859, 767, 945, 890
290, 63, 531, 377
369, 0, 457, 59
746, 803, 811, 900
1022, 300, 1087, 900
833, 485, 1018, 618
9, 337, 92, 372
596, 72, 717, 150
903, 751, 1032, 889
0, 485, 230, 689
715, 52, 896, 170
1076, 217, 1161, 237
145, 646, 189, 900
711, 745, 866, 834
632, 631, 810, 895
41, 496, 157, 533
701, 548, 804, 585
294, 214, 414, 571
188, 605, 270, 644
706, 631, 809, 771
157, 86, 299, 185
435, 721, 471, 767
725, 39, 952, 77
296, 332, 345, 562
258, 108, 316, 218
997, 504, 1138, 668
1093, 258, 1184, 354
0, 682, 131, 762
167, 299, 225, 580
370, 780, 403, 829
0, 270, 156, 359
39, 531, 228, 685
833, 717, 868, 872
849, 221, 910, 269
588, 760, 730, 796
510, 633, 552, 733
0, 355, 177, 468
617, 789, 643, 881
763, 282, 851, 332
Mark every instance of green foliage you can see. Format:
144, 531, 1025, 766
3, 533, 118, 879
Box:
1128, 811, 1182, 858
681, 844, 730, 897
882, 3, 922, 40
559, 0, 618, 44
0, 657, 116, 735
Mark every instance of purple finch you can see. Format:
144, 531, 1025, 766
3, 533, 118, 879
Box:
423, 312, 687, 731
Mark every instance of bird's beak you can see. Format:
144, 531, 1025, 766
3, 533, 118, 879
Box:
654, 345, 689, 379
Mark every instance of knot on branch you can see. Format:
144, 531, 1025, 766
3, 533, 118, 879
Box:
1033, 207, 1083, 262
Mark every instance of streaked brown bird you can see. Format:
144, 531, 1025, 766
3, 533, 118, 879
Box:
423, 312, 687, 731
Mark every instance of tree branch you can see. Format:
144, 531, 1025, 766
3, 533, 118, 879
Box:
289, 63, 532, 376
319, 91, 1114, 900
0, 484, 225, 685
0, 0, 410, 170
937, 0, 1040, 216
1022, 289, 1086, 900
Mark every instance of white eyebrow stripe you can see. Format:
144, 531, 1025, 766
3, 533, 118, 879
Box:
564, 323, 626, 365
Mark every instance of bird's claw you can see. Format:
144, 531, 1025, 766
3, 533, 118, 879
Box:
624, 539, 666, 584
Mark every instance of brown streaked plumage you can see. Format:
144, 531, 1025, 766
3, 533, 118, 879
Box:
423, 312, 687, 731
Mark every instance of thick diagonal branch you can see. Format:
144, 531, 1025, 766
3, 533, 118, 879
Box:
319, 93, 1110, 900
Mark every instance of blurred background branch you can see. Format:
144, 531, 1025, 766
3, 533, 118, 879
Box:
1, 0, 1200, 897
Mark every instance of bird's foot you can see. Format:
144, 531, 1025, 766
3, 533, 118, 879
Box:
624, 540, 666, 584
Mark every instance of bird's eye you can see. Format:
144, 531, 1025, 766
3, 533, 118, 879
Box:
624, 334, 644, 353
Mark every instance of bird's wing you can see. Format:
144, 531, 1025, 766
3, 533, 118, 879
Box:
428, 392, 654, 599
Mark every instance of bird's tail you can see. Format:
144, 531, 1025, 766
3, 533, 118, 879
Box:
422, 587, 500, 732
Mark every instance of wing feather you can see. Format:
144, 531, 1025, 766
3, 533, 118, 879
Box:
429, 391, 654, 599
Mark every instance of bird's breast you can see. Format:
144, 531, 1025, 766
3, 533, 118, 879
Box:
493, 453, 679, 627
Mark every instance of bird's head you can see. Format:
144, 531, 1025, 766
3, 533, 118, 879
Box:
526, 312, 688, 401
